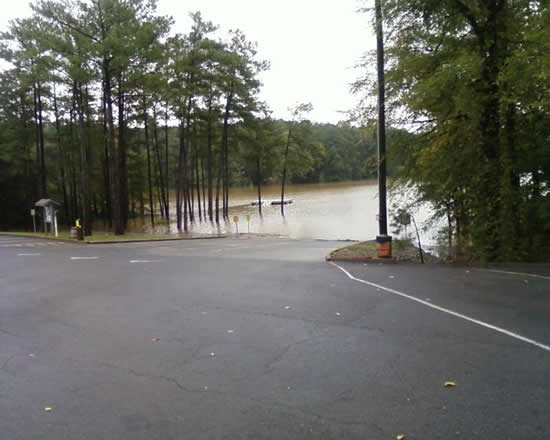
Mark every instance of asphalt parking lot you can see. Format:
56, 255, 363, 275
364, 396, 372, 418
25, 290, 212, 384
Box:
1, 234, 549, 439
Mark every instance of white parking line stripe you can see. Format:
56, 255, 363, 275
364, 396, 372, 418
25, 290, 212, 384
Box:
71, 257, 99, 260
473, 268, 550, 280
129, 260, 161, 263
18, 253, 41, 256
330, 262, 550, 353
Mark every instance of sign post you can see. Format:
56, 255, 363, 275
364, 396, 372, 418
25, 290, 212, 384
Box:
53, 211, 58, 237
30, 209, 36, 233
233, 216, 239, 234
246, 215, 251, 233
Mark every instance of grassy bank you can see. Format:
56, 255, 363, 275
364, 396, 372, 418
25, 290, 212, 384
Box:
0, 231, 221, 243
328, 239, 439, 263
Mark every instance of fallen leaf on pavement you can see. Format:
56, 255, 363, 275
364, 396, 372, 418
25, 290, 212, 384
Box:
44, 407, 52, 412
396, 435, 405, 440
152, 338, 160, 342
389, 275, 395, 279
444, 381, 457, 387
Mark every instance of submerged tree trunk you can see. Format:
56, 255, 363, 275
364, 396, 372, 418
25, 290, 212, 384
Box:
221, 92, 233, 219
256, 156, 262, 216
176, 118, 184, 231
152, 105, 168, 219
195, 152, 202, 220
280, 122, 293, 216
215, 160, 222, 223
207, 100, 214, 221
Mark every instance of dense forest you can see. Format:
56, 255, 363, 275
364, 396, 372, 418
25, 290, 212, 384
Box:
356, 0, 550, 261
0, 0, 398, 235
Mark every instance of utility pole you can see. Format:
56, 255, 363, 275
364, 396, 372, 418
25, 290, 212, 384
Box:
375, 0, 392, 257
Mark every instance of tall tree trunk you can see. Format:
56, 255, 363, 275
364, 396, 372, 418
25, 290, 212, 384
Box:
117, 76, 128, 230
195, 151, 202, 220
102, 84, 112, 226
194, 153, 202, 220
53, 85, 69, 224
84, 82, 94, 235
68, 108, 77, 221
144, 103, 155, 226
152, 105, 168, 218
183, 96, 193, 231
215, 162, 221, 224
164, 103, 170, 218
32, 72, 46, 199
105, 63, 123, 235
256, 156, 262, 216
36, 81, 47, 199
76, 81, 92, 236
470, 0, 506, 259
139, 189, 145, 217
32, 81, 40, 195
207, 100, 214, 221
201, 157, 207, 217
189, 155, 195, 222
221, 91, 233, 219
280, 122, 293, 216
97, 2, 122, 234
176, 118, 185, 230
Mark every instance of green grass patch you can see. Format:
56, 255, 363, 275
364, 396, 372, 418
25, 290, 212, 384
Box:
0, 231, 72, 240
0, 231, 204, 243
330, 240, 378, 258
330, 239, 435, 262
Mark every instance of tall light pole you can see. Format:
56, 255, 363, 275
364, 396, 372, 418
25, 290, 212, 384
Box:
375, 0, 392, 257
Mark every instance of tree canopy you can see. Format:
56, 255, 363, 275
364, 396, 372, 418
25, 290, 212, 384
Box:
359, 0, 550, 261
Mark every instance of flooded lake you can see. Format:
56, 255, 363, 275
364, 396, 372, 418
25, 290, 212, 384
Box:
124, 180, 436, 243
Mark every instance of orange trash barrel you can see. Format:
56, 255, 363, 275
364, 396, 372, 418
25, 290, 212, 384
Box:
376, 235, 392, 258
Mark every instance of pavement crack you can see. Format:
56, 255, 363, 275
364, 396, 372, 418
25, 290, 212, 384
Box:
98, 361, 222, 395
0, 355, 17, 373
264, 337, 312, 372
0, 327, 17, 337
241, 394, 370, 428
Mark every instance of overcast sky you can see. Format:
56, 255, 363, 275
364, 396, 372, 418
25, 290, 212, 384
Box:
0, 0, 376, 123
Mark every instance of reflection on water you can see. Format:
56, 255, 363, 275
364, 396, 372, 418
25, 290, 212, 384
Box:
122, 180, 435, 242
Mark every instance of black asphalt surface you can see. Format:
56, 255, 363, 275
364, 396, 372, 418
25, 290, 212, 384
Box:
1, 234, 549, 439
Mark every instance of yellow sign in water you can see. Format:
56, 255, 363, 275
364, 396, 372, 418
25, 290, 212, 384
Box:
233, 216, 239, 223
245, 215, 251, 222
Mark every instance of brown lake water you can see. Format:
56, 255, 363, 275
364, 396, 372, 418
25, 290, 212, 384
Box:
122, 180, 436, 243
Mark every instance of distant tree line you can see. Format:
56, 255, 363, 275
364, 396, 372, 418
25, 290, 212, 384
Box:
358, 1, 550, 261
